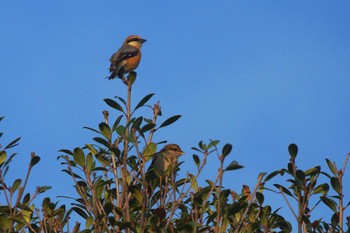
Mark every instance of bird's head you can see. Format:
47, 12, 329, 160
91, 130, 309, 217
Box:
163, 144, 184, 158
124, 35, 146, 49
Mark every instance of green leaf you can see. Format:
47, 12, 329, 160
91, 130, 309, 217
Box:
59, 149, 73, 155
9, 216, 26, 225
295, 169, 305, 183
191, 147, 202, 153
287, 178, 303, 190
0, 151, 7, 165
115, 96, 127, 106
11, 179, 22, 193
63, 169, 84, 180
95, 155, 111, 167
23, 193, 30, 204
103, 202, 114, 215
83, 126, 100, 134
274, 184, 294, 197
134, 93, 154, 111
330, 177, 341, 194
116, 125, 126, 137
127, 71, 137, 84
72, 207, 88, 219
227, 201, 247, 216
256, 192, 264, 205
313, 183, 329, 195
86, 216, 94, 228
93, 137, 111, 148
287, 162, 294, 174
112, 115, 123, 132
331, 212, 339, 227
95, 179, 105, 199
192, 154, 200, 168
205, 179, 216, 188
176, 178, 191, 187
199, 141, 207, 150
159, 115, 181, 128
305, 166, 321, 176
222, 143, 232, 158
219, 189, 231, 204
144, 142, 156, 162
86, 153, 93, 173
325, 159, 337, 176
189, 174, 198, 192
264, 170, 281, 182
130, 186, 143, 204
111, 147, 121, 158
20, 205, 33, 223
177, 223, 194, 232
99, 122, 112, 141
261, 206, 271, 226
323, 221, 330, 231
321, 196, 338, 213
208, 139, 220, 149
141, 123, 155, 133
301, 215, 311, 226
225, 161, 244, 171
131, 117, 143, 130
4, 137, 21, 150
42, 197, 51, 210
104, 98, 124, 113
30, 155, 40, 167
279, 220, 292, 232
38, 186, 52, 193
288, 143, 298, 159
207, 212, 217, 225
73, 148, 85, 168
85, 144, 98, 155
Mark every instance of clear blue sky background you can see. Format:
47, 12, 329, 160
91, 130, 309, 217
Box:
1, 1, 350, 229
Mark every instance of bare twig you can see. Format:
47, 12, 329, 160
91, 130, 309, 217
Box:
165, 151, 209, 229
146, 101, 161, 147
234, 174, 265, 233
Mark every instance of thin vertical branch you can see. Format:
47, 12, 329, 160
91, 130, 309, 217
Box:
234, 174, 265, 233
102, 111, 121, 226
121, 76, 133, 231
13, 152, 35, 213
338, 153, 349, 233
0, 169, 11, 207
216, 155, 224, 233
279, 188, 298, 220
146, 101, 161, 147
132, 136, 148, 232
165, 152, 209, 229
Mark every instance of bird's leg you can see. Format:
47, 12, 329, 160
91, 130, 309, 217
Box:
121, 75, 129, 85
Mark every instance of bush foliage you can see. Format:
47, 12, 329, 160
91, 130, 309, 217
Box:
0, 72, 349, 233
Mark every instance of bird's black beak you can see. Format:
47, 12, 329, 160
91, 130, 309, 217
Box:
140, 39, 147, 43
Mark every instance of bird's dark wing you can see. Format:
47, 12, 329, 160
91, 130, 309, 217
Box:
108, 44, 140, 79
110, 44, 139, 67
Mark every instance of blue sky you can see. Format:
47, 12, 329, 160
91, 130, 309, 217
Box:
1, 1, 350, 228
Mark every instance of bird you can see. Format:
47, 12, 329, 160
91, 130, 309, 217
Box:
147, 144, 184, 200
108, 35, 146, 80
148, 144, 184, 177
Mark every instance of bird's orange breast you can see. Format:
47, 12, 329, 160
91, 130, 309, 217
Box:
124, 51, 141, 72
